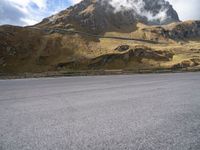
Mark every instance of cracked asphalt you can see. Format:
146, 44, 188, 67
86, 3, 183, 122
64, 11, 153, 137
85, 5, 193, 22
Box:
0, 72, 200, 150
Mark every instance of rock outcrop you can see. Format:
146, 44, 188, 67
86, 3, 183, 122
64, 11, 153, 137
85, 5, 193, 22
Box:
89, 45, 174, 68
172, 59, 200, 69
138, 21, 200, 41
114, 45, 130, 52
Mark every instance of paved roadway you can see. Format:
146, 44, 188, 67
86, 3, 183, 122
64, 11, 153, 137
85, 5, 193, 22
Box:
0, 73, 200, 150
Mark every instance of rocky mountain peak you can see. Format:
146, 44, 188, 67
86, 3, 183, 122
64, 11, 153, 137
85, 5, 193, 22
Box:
36, 0, 179, 33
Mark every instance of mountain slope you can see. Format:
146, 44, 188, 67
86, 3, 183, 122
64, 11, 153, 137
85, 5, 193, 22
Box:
1, 0, 200, 75
36, 0, 179, 34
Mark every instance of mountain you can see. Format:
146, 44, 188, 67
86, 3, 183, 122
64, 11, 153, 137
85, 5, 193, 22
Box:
0, 0, 200, 76
36, 0, 179, 33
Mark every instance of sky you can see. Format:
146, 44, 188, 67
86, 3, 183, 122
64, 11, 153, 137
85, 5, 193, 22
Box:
167, 0, 200, 21
0, 0, 199, 26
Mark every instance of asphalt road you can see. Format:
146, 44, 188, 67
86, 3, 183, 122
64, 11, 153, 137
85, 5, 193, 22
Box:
0, 73, 200, 150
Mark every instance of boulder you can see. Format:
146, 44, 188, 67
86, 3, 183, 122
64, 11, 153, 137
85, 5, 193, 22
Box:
114, 45, 130, 52
172, 60, 197, 69
0, 57, 5, 65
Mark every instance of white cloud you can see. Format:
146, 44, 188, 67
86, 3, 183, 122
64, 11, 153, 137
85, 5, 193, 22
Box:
0, 0, 49, 26
0, 0, 27, 25
8, 0, 47, 9
70, 0, 82, 4
0, 0, 69, 26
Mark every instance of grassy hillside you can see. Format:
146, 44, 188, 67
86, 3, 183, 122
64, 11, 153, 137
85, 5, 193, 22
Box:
0, 21, 200, 75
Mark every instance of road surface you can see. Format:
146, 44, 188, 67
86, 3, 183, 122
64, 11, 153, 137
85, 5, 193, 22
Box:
0, 73, 200, 150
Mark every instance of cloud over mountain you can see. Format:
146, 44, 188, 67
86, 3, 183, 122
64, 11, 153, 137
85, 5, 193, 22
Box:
100, 0, 176, 23
71, 0, 200, 21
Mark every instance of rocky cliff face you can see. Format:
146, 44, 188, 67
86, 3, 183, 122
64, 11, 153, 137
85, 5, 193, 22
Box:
137, 20, 200, 41
36, 0, 179, 33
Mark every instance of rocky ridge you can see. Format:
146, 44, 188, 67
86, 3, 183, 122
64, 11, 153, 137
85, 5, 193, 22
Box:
36, 0, 179, 33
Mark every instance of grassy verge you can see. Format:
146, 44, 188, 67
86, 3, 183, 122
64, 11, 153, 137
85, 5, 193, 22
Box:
1, 67, 200, 79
